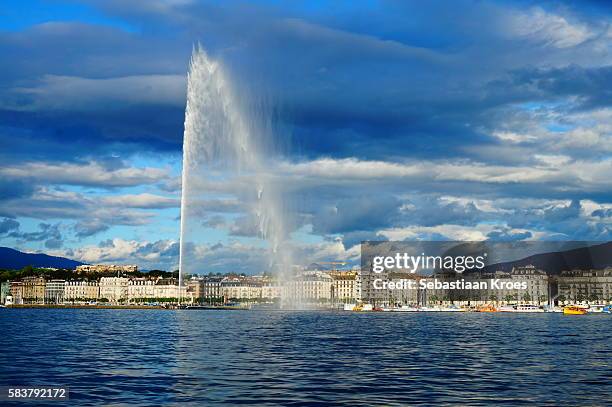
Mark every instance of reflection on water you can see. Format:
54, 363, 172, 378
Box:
1, 309, 610, 406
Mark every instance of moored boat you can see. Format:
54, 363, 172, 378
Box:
393, 305, 419, 312
514, 304, 544, 313
419, 306, 442, 312
587, 304, 606, 313
477, 304, 498, 312
563, 305, 588, 315
440, 305, 466, 312
344, 303, 356, 311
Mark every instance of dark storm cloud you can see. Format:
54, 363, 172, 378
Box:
0, 218, 20, 234
74, 220, 110, 238
0, 21, 190, 165
6, 222, 65, 249
488, 65, 612, 110
310, 195, 402, 235
1, 0, 609, 164
592, 208, 612, 218
0, 179, 34, 202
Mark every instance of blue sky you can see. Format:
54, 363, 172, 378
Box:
0, 0, 610, 272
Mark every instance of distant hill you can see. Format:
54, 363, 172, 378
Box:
0, 247, 84, 270
484, 241, 612, 275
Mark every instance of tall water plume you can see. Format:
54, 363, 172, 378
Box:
179, 45, 293, 297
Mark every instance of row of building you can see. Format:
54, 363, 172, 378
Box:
361, 265, 612, 306
2, 277, 190, 305
2, 265, 611, 306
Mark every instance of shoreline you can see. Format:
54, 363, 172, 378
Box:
5, 304, 166, 309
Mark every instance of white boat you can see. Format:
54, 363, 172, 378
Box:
343, 303, 356, 311
393, 305, 419, 312
438, 304, 465, 312
587, 304, 606, 313
419, 306, 443, 312
345, 303, 374, 311
498, 305, 516, 312
514, 304, 544, 313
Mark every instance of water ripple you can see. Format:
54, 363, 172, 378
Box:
0, 309, 610, 406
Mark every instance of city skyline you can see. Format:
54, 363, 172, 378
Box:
0, 0, 610, 273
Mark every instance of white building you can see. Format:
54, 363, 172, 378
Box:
127, 278, 156, 300
99, 277, 129, 302
558, 268, 612, 303
283, 271, 333, 302
64, 281, 99, 301
44, 279, 65, 304
76, 264, 138, 274
330, 271, 359, 303
221, 277, 262, 300
261, 282, 281, 300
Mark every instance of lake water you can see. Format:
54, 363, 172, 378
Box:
0, 309, 610, 406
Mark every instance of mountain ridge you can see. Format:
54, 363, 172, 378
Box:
482, 241, 612, 275
0, 247, 84, 270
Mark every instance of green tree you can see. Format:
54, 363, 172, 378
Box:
588, 293, 600, 302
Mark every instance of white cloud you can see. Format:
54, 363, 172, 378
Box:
379, 224, 492, 241
0, 161, 169, 187
508, 7, 595, 48
101, 193, 178, 209
281, 158, 423, 180
9, 74, 187, 111
0, 187, 156, 227
280, 156, 612, 192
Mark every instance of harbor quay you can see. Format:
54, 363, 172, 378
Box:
2, 264, 612, 311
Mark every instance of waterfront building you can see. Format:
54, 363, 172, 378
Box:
1, 281, 10, 305
509, 265, 548, 304
44, 279, 65, 304
283, 271, 333, 302
557, 267, 612, 303
359, 268, 421, 306
127, 278, 156, 301
99, 277, 129, 302
21, 276, 46, 304
76, 264, 138, 274
261, 280, 281, 300
203, 277, 223, 302
421, 272, 457, 304
221, 277, 262, 300
187, 278, 205, 302
64, 281, 100, 301
153, 277, 179, 299
152, 277, 192, 302
9, 281, 23, 305
443, 265, 549, 305
462, 271, 512, 304
330, 270, 358, 304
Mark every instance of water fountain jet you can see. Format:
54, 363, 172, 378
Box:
178, 45, 294, 305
